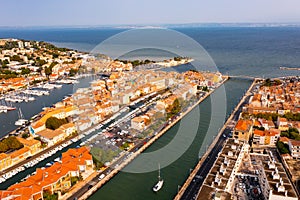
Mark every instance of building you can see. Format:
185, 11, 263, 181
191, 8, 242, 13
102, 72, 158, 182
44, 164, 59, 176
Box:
9, 147, 31, 165
131, 116, 150, 132
16, 137, 41, 155
288, 139, 300, 159
233, 119, 253, 142
252, 129, 280, 146
0, 153, 12, 171
0, 147, 93, 200
253, 151, 298, 200
277, 117, 289, 131
35, 128, 67, 146
196, 139, 249, 199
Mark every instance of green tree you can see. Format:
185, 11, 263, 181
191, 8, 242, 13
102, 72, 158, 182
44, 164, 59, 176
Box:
44, 67, 52, 76
21, 68, 31, 75
0, 142, 9, 153
277, 141, 290, 154
0, 137, 24, 153
45, 117, 68, 130
69, 68, 78, 76
10, 55, 23, 62
43, 191, 58, 200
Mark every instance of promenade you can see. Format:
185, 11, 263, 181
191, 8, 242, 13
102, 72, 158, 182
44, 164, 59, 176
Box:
68, 77, 229, 200
174, 78, 258, 200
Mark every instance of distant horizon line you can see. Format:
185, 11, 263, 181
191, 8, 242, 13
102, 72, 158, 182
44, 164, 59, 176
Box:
1, 22, 300, 29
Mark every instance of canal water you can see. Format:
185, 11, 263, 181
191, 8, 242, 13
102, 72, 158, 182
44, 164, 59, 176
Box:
88, 78, 252, 200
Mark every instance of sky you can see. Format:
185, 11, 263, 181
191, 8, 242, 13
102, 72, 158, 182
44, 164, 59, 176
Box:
1, 0, 300, 27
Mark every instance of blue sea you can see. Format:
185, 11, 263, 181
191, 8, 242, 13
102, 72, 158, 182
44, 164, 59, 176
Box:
0, 26, 300, 77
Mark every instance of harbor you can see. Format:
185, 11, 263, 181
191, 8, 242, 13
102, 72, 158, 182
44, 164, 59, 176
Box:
0, 76, 91, 138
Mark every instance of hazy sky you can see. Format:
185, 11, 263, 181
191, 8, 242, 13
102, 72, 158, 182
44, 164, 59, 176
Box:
1, 0, 300, 27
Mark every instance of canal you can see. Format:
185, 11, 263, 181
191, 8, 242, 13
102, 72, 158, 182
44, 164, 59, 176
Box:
87, 78, 252, 200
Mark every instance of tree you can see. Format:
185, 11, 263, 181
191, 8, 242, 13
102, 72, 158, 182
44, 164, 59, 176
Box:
21, 68, 31, 75
277, 141, 290, 154
202, 86, 209, 92
3, 137, 24, 150
22, 133, 30, 139
0, 142, 9, 153
43, 191, 58, 200
10, 55, 23, 62
0, 137, 24, 153
44, 67, 52, 76
69, 68, 78, 77
71, 176, 79, 186
45, 117, 68, 130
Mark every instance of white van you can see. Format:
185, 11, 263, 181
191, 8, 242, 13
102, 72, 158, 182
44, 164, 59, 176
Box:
98, 174, 105, 180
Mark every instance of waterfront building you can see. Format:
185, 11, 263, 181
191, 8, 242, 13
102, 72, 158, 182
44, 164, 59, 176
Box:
131, 115, 150, 132
0, 153, 12, 171
0, 138, 41, 171
35, 127, 71, 146
0, 147, 93, 200
9, 147, 31, 165
16, 137, 41, 155
233, 119, 253, 142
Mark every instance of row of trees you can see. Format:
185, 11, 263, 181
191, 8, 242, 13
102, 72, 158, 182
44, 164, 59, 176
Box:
115, 59, 154, 67
0, 136, 24, 153
253, 112, 300, 122
262, 78, 281, 87
281, 127, 300, 140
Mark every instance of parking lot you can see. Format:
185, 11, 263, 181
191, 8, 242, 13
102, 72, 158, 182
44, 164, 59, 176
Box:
232, 175, 264, 200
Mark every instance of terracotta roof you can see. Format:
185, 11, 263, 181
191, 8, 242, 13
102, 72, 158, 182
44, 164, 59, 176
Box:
9, 147, 31, 159
279, 137, 290, 143
235, 120, 252, 132
290, 139, 300, 147
253, 129, 264, 136
5, 147, 92, 199
36, 128, 64, 140
0, 153, 8, 160
16, 137, 41, 147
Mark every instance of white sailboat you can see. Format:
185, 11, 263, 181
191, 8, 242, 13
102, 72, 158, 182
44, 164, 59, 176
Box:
153, 163, 164, 192
15, 108, 28, 126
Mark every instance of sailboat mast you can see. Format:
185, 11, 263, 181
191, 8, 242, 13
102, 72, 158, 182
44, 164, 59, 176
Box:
158, 163, 160, 180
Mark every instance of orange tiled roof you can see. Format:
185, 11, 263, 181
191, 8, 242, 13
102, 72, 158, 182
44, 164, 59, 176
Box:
0, 153, 8, 160
16, 137, 41, 147
253, 129, 264, 136
5, 147, 92, 199
9, 147, 31, 159
290, 139, 300, 147
235, 120, 252, 132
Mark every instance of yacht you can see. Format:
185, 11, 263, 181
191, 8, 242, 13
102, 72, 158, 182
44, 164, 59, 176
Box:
15, 108, 28, 126
153, 163, 164, 192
